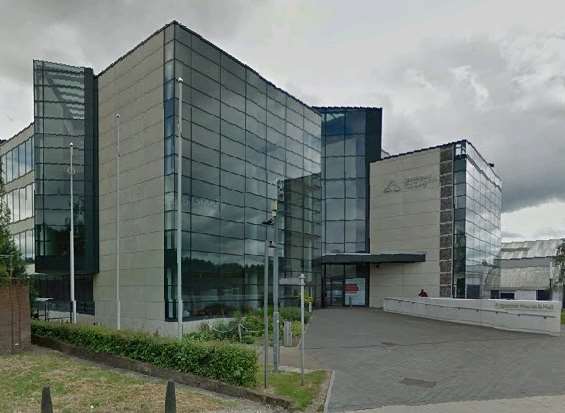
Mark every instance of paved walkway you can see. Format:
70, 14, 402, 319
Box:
301, 308, 565, 412
352, 394, 565, 413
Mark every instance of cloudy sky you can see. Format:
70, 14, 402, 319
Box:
1, 0, 564, 241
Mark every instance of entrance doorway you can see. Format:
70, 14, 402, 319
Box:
322, 264, 369, 307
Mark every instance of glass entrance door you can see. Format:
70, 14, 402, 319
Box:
322, 264, 369, 307
325, 276, 344, 306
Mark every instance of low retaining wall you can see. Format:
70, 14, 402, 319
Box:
32, 335, 293, 411
0, 279, 31, 354
383, 297, 561, 335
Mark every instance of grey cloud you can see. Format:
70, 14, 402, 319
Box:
533, 227, 565, 240
0, 1, 563, 218
0, 0, 251, 138
371, 35, 565, 213
502, 230, 524, 239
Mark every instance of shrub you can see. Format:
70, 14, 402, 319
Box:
182, 306, 311, 345
31, 321, 257, 387
280, 306, 311, 324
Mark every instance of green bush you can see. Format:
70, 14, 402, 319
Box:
291, 320, 302, 337
182, 307, 311, 345
31, 321, 257, 387
280, 307, 311, 324
254, 306, 311, 323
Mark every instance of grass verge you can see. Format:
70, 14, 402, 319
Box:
561, 310, 565, 324
0, 347, 232, 413
257, 368, 328, 411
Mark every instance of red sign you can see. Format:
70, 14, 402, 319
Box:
345, 283, 359, 293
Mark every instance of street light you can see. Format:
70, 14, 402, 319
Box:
271, 199, 280, 372
299, 273, 305, 386
262, 213, 275, 388
176, 77, 184, 340
115, 113, 121, 330
68, 142, 76, 324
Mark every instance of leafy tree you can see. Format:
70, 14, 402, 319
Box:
555, 241, 565, 287
0, 169, 26, 279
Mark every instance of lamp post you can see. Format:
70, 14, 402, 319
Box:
299, 273, 305, 386
68, 142, 76, 324
272, 200, 280, 372
115, 113, 121, 330
262, 213, 275, 388
176, 77, 184, 340
263, 239, 270, 388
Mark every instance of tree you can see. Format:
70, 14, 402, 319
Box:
0, 168, 26, 279
555, 241, 565, 288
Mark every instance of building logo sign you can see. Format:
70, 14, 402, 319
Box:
384, 181, 401, 193
383, 175, 436, 193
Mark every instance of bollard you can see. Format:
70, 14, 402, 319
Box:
283, 320, 293, 347
165, 381, 176, 413
41, 385, 53, 413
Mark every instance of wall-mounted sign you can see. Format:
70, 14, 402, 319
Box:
345, 277, 366, 305
384, 181, 401, 193
383, 175, 436, 193
494, 301, 556, 311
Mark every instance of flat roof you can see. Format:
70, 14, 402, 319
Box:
376, 138, 501, 182
98, 21, 319, 119
1, 122, 34, 146
320, 252, 426, 265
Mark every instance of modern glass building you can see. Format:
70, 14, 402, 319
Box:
1, 124, 35, 265
1, 21, 322, 333
0, 20, 503, 333
161, 23, 322, 320
315, 107, 382, 307
368, 139, 501, 305
452, 141, 502, 298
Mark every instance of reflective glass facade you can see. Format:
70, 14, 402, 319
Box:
12, 229, 34, 261
33, 60, 98, 275
4, 183, 34, 223
452, 141, 502, 298
162, 23, 321, 320
0, 136, 33, 184
317, 107, 382, 306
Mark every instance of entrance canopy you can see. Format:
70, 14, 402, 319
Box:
320, 252, 425, 265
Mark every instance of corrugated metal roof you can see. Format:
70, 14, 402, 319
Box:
498, 266, 552, 289
500, 239, 564, 260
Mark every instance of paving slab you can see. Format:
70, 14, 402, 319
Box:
304, 308, 565, 412
351, 394, 565, 413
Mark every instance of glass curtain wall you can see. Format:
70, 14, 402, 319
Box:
12, 229, 34, 261
33, 60, 98, 303
163, 23, 321, 320
4, 184, 34, 223
1, 136, 34, 185
318, 108, 381, 307
453, 141, 502, 298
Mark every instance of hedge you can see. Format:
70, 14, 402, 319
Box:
31, 321, 258, 387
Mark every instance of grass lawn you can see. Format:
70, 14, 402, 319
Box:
0, 347, 234, 413
257, 368, 329, 411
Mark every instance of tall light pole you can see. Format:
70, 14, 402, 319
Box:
263, 238, 270, 388
115, 113, 121, 330
299, 273, 305, 386
176, 77, 184, 340
272, 199, 280, 372
69, 142, 76, 324
262, 213, 275, 387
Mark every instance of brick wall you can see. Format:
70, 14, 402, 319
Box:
0, 279, 31, 353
